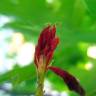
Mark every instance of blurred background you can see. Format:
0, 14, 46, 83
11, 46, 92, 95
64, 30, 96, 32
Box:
0, 0, 96, 96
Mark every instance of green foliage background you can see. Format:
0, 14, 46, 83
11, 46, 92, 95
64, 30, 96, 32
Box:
0, 0, 96, 95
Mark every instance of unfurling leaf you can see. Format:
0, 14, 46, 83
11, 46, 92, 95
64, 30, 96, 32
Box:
48, 66, 85, 96
34, 25, 59, 69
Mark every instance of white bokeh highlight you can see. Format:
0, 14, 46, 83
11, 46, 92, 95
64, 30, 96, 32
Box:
0, 15, 13, 27
84, 62, 93, 71
16, 42, 35, 67
46, 0, 54, 4
87, 46, 96, 59
61, 91, 69, 96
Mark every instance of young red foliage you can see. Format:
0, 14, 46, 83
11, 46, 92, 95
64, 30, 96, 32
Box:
48, 66, 85, 96
34, 25, 59, 68
34, 25, 85, 96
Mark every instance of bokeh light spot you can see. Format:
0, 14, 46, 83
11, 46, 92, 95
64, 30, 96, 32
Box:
46, 0, 54, 4
16, 42, 35, 67
87, 46, 96, 59
84, 62, 93, 71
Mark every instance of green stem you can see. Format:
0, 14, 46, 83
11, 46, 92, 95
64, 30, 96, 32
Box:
36, 69, 45, 96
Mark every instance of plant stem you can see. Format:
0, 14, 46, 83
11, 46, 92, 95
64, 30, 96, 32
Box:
36, 69, 45, 96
